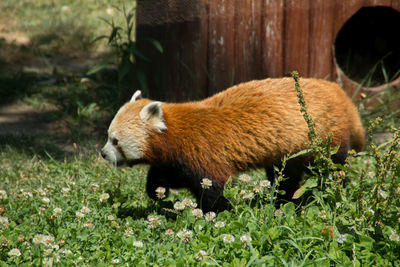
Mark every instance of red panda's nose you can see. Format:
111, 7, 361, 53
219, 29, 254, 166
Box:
101, 150, 106, 159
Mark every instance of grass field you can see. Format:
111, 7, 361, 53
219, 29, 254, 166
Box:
1, 1, 400, 266
1, 126, 400, 266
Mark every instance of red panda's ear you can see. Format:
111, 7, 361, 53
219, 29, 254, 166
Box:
140, 101, 167, 131
130, 90, 142, 102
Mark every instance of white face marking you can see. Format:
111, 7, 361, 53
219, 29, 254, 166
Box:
101, 104, 148, 166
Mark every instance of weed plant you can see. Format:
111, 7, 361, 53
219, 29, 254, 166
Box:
88, 3, 163, 103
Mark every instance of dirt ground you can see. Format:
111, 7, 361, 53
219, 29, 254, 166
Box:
0, 18, 101, 140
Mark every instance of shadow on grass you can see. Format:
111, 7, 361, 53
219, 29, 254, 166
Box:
0, 134, 72, 159
0, 72, 39, 106
117, 201, 178, 220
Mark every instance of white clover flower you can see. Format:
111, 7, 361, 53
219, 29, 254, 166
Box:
389, 233, 399, 242
20, 191, 33, 198
223, 234, 235, 244
253, 185, 262, 193
132, 241, 144, 247
83, 222, 94, 228
53, 208, 62, 217
107, 214, 115, 221
191, 208, 203, 218
32, 234, 44, 245
76, 211, 85, 219
61, 188, 70, 195
91, 183, 100, 192
182, 198, 197, 208
196, 250, 207, 261
0, 217, 9, 227
155, 187, 166, 199
42, 197, 50, 204
8, 248, 21, 257
205, 212, 216, 222
238, 174, 251, 184
174, 201, 185, 211
0, 190, 7, 200
177, 230, 193, 242
80, 206, 91, 214
43, 248, 53, 256
112, 258, 120, 264
240, 234, 252, 246
165, 229, 174, 236
242, 192, 254, 199
274, 209, 283, 217
214, 221, 225, 228
336, 233, 348, 244
147, 215, 161, 229
378, 188, 387, 199
99, 193, 110, 203
394, 187, 400, 195
259, 180, 271, 189
201, 178, 212, 189
36, 188, 46, 196
124, 227, 134, 238
32, 234, 55, 247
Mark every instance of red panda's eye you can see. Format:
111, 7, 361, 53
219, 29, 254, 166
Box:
112, 138, 119, 146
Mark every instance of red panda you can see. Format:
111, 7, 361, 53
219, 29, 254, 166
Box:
101, 78, 365, 212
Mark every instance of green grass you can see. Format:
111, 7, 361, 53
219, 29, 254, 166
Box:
0, 0, 129, 53
2, 81, 400, 266
1, 135, 400, 265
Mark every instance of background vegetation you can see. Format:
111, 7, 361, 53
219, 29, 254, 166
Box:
1, 1, 400, 266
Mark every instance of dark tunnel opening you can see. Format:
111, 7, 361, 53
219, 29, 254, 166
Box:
334, 6, 400, 87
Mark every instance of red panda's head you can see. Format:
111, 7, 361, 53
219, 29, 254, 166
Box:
101, 90, 167, 166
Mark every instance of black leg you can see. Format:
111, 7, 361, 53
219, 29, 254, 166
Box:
266, 160, 306, 203
193, 182, 230, 213
146, 166, 172, 200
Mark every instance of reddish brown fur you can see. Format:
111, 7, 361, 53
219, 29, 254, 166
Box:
113, 78, 364, 211
144, 78, 363, 181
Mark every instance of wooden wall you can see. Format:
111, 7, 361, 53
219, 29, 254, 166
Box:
137, 0, 400, 101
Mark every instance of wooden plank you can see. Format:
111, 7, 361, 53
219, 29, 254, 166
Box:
207, 0, 236, 95
308, 0, 335, 79
175, 2, 209, 101
284, 0, 311, 77
364, 0, 392, 6
261, 0, 285, 77
391, 0, 400, 9
234, 0, 263, 84
164, 21, 182, 100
